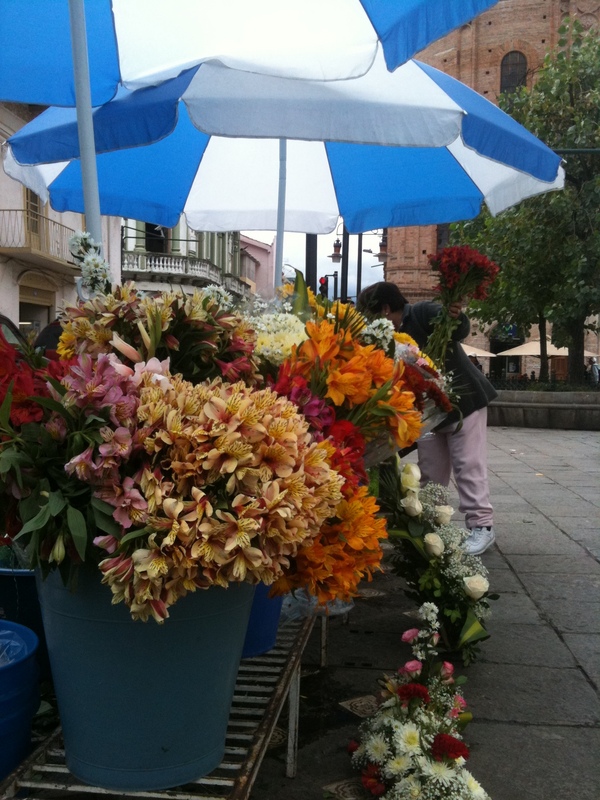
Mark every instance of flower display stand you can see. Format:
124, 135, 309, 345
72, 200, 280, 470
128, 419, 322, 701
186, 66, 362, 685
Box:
0, 615, 315, 800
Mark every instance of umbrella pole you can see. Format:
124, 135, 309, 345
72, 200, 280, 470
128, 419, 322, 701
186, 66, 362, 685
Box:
68, 0, 103, 251
274, 139, 286, 290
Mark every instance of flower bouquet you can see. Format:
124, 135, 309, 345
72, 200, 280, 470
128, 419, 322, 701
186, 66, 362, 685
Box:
375, 458, 495, 664
248, 289, 429, 604
350, 603, 490, 799
425, 246, 499, 367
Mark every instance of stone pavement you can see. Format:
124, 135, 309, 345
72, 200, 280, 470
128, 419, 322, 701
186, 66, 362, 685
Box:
250, 427, 600, 800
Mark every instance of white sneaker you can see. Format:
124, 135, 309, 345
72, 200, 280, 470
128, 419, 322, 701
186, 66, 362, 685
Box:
463, 526, 496, 555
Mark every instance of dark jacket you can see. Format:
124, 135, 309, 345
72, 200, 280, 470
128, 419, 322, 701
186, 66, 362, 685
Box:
400, 301, 497, 424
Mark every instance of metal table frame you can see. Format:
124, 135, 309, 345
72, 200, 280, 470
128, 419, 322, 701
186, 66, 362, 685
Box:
0, 616, 315, 800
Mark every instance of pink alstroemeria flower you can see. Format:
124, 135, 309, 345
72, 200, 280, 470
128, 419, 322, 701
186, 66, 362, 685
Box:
110, 477, 148, 529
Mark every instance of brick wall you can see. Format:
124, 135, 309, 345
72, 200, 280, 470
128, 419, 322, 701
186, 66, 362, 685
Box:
385, 0, 599, 296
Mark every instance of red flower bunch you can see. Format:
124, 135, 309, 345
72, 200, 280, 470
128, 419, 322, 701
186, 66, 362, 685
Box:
361, 764, 386, 796
400, 361, 453, 414
0, 329, 72, 427
429, 245, 499, 303
396, 682, 431, 705
431, 733, 470, 762
425, 245, 499, 366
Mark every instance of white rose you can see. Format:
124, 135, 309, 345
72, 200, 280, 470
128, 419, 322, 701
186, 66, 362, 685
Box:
424, 533, 445, 558
401, 463, 421, 491
401, 491, 423, 517
435, 505, 454, 525
463, 575, 489, 601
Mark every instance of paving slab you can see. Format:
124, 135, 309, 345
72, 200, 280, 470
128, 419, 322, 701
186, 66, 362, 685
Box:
562, 633, 600, 686
517, 572, 600, 600
466, 724, 600, 800
538, 600, 600, 634
486, 591, 545, 625
465, 663, 600, 724
478, 622, 577, 668
504, 554, 600, 574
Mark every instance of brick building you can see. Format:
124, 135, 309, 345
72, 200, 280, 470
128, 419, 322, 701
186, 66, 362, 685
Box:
383, 0, 599, 303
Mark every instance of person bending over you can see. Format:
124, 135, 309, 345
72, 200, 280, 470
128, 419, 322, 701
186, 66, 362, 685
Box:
357, 281, 497, 556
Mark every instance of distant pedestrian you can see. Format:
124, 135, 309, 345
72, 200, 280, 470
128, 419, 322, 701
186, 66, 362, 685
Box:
588, 357, 599, 386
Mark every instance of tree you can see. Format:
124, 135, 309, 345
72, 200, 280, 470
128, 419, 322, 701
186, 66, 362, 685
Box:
455, 20, 600, 383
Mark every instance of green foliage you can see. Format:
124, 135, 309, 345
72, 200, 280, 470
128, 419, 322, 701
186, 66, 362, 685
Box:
454, 20, 600, 383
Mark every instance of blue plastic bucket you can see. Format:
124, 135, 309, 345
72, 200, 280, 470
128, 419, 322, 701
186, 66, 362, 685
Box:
242, 583, 284, 658
0, 566, 51, 681
0, 619, 39, 781
36, 567, 255, 790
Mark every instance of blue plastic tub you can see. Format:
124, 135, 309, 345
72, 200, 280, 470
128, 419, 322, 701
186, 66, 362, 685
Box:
242, 583, 284, 658
0, 619, 39, 781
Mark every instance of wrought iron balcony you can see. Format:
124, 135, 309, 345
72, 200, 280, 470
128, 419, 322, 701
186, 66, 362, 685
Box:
0, 209, 77, 272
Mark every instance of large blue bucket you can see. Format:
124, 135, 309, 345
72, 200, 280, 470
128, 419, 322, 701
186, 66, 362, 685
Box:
0, 620, 39, 781
36, 567, 255, 791
0, 566, 51, 681
242, 583, 284, 658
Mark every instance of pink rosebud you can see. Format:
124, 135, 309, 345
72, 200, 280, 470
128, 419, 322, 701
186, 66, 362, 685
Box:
440, 661, 455, 684
399, 660, 423, 677
401, 628, 420, 644
430, 632, 440, 646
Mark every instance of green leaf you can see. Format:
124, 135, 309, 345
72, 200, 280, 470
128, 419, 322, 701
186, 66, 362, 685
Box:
119, 526, 151, 547
48, 491, 67, 517
67, 505, 88, 561
91, 496, 118, 516
93, 509, 121, 536
457, 609, 490, 649
14, 503, 51, 538
291, 269, 310, 316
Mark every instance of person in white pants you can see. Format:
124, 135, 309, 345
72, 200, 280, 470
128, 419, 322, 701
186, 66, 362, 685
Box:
357, 281, 497, 555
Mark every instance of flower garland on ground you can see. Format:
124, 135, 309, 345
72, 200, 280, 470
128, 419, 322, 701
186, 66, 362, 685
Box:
350, 603, 491, 800
425, 246, 499, 367
374, 458, 494, 664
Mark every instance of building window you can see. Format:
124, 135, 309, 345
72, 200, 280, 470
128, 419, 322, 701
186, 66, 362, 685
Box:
145, 223, 167, 253
25, 189, 41, 235
500, 51, 527, 93
436, 224, 450, 251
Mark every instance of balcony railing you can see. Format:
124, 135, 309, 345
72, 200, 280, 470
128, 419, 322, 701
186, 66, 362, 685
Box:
0, 209, 76, 268
121, 251, 251, 297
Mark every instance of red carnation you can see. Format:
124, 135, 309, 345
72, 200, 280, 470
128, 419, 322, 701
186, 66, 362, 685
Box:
361, 764, 386, 796
347, 739, 360, 753
431, 733, 470, 762
397, 682, 431, 705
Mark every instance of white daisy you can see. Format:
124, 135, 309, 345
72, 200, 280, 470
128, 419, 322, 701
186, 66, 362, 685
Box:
419, 757, 456, 786
395, 723, 422, 755
365, 733, 391, 764
383, 752, 412, 777
462, 769, 490, 798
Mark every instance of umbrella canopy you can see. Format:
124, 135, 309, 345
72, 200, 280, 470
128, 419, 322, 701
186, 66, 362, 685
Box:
3, 55, 564, 236
461, 344, 496, 358
0, 0, 500, 106
497, 340, 597, 358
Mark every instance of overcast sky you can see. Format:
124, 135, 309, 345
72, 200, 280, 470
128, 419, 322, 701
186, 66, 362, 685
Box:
244, 228, 385, 300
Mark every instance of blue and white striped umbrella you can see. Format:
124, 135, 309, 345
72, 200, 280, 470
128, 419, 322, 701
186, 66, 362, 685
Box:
0, 0, 500, 105
4, 53, 564, 235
